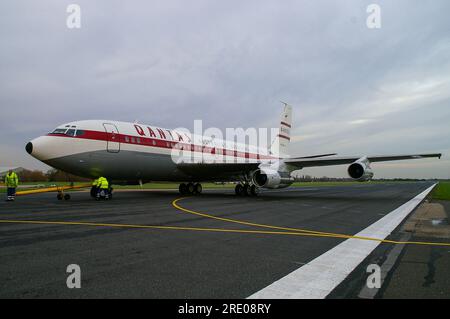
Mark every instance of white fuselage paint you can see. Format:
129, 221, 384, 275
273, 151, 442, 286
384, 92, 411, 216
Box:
28, 120, 277, 182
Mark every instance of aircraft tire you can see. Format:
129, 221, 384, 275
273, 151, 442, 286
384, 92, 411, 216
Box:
179, 183, 188, 195
244, 184, 252, 196
194, 183, 202, 195
235, 184, 244, 196
250, 185, 259, 196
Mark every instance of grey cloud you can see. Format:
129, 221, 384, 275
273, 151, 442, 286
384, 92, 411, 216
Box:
0, 0, 449, 177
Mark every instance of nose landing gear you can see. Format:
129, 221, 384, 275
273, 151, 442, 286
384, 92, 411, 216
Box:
57, 191, 71, 200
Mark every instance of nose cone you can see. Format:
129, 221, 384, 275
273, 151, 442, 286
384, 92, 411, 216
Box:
25, 142, 33, 154
26, 136, 58, 161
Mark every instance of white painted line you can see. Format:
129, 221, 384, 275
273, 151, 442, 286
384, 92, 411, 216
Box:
248, 183, 437, 299
358, 232, 411, 299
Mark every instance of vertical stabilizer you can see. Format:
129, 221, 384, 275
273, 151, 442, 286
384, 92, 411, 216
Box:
270, 102, 292, 158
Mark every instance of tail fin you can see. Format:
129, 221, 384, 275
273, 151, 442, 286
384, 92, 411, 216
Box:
270, 102, 292, 158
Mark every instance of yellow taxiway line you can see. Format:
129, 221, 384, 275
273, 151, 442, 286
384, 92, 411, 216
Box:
0, 196, 449, 247
171, 197, 450, 247
0, 217, 449, 247
0, 219, 381, 239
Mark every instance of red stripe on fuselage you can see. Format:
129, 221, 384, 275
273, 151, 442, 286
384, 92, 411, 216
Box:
280, 121, 291, 128
47, 131, 276, 160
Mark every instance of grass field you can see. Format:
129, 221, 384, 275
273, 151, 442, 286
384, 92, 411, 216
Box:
432, 182, 450, 200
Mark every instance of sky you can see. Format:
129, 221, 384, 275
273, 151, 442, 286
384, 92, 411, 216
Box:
0, 0, 449, 178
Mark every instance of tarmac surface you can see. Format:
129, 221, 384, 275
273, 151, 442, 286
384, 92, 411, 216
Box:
379, 200, 450, 299
0, 182, 443, 298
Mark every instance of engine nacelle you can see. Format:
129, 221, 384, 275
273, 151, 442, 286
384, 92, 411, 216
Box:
347, 157, 374, 181
252, 169, 294, 189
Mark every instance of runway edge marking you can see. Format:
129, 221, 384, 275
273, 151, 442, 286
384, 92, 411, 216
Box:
247, 183, 437, 299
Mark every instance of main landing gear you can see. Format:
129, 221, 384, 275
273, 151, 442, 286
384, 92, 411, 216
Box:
178, 182, 259, 196
235, 183, 259, 196
179, 183, 203, 195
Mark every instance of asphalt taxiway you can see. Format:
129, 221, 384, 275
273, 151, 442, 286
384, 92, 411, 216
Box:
0, 182, 446, 298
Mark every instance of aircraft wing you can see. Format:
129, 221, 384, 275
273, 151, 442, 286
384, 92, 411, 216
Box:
284, 153, 442, 168
176, 153, 441, 179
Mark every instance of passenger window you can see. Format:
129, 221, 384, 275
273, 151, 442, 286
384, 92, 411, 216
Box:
125, 136, 130, 143
137, 138, 141, 144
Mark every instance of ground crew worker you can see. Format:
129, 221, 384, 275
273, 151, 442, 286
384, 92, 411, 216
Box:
96, 177, 104, 189
95, 177, 103, 199
96, 177, 109, 200
90, 179, 99, 198
5, 170, 19, 201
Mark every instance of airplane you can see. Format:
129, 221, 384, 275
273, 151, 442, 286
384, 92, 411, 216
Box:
26, 104, 442, 196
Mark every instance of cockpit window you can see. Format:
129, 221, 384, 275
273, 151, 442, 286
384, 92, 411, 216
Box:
51, 127, 84, 137
75, 130, 85, 137
51, 128, 68, 134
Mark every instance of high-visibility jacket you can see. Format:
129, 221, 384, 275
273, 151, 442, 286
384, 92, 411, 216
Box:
97, 177, 109, 189
96, 177, 103, 187
5, 172, 19, 188
92, 179, 98, 186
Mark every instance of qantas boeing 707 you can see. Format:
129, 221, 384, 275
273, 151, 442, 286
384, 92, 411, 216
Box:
26, 104, 441, 196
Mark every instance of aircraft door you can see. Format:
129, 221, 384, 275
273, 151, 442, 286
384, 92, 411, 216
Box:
103, 123, 120, 153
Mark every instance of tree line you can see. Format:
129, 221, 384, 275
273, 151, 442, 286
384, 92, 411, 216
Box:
15, 169, 90, 182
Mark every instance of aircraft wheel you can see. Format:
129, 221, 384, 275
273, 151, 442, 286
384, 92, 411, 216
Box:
250, 185, 259, 196
179, 183, 188, 195
57, 193, 63, 200
194, 183, 202, 195
235, 184, 244, 196
187, 183, 195, 194
244, 184, 252, 196
64, 194, 71, 200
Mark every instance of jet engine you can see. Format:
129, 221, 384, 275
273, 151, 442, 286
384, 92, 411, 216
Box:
252, 168, 294, 189
347, 157, 374, 181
